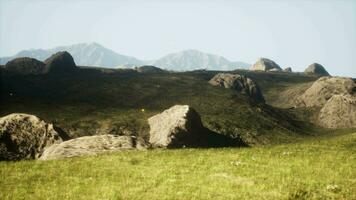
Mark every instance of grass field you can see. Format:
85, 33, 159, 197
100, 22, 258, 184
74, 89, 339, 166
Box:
1, 130, 355, 200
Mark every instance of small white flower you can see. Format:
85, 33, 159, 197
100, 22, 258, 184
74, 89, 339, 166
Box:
231, 161, 243, 166
327, 184, 340, 192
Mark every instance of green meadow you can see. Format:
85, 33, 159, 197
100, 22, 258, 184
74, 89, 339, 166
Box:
1, 130, 355, 200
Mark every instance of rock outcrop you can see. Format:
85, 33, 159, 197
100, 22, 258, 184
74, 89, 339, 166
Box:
4, 57, 46, 75
44, 51, 77, 73
209, 73, 265, 103
297, 77, 355, 107
148, 105, 205, 148
304, 63, 330, 76
318, 95, 356, 128
148, 105, 244, 148
0, 113, 65, 160
40, 135, 135, 160
250, 58, 282, 71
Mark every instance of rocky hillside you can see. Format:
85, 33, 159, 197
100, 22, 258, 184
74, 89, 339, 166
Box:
296, 77, 355, 107
209, 73, 265, 103
0, 58, 309, 147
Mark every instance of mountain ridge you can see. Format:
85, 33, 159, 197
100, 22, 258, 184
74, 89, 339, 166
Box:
153, 49, 250, 71
0, 43, 250, 71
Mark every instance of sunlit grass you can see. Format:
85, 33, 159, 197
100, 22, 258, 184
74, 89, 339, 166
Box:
1, 131, 355, 200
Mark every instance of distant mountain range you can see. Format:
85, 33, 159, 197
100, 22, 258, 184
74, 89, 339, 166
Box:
152, 49, 249, 71
0, 43, 250, 71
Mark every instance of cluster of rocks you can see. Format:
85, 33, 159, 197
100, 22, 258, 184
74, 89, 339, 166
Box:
296, 76, 356, 128
209, 73, 265, 103
249, 58, 330, 76
3, 51, 77, 75
0, 105, 243, 161
249, 57, 354, 129
3, 51, 168, 76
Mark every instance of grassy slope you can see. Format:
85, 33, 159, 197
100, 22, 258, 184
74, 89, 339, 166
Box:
0, 69, 317, 145
1, 130, 355, 200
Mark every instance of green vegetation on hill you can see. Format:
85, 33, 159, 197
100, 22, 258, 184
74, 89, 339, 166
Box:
1, 130, 355, 200
1, 68, 318, 145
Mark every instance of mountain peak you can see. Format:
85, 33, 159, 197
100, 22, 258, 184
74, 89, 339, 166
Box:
153, 50, 249, 71
0, 43, 250, 70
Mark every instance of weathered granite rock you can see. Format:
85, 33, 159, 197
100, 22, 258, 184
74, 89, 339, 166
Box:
296, 76, 355, 107
40, 135, 135, 160
148, 105, 205, 148
318, 95, 356, 128
304, 63, 330, 76
148, 105, 246, 148
0, 113, 64, 160
250, 58, 282, 71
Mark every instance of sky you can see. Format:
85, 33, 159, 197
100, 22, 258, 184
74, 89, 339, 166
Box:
0, 0, 355, 77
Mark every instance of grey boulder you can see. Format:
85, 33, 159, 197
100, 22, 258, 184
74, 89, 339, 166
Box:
148, 105, 205, 148
0, 113, 64, 160
148, 105, 244, 148
250, 58, 282, 71
304, 63, 330, 76
318, 94, 356, 129
40, 135, 136, 160
296, 76, 355, 107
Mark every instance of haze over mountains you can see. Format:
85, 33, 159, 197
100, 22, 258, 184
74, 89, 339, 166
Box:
0, 43, 250, 71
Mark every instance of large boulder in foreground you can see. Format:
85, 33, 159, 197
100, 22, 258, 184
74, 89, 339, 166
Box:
318, 95, 356, 128
250, 58, 282, 71
209, 73, 265, 103
0, 113, 64, 160
4, 57, 46, 75
148, 105, 244, 148
304, 63, 330, 76
44, 51, 77, 73
40, 135, 135, 160
148, 105, 205, 148
297, 76, 355, 107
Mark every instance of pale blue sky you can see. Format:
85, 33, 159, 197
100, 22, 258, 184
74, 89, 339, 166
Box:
0, 0, 355, 77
